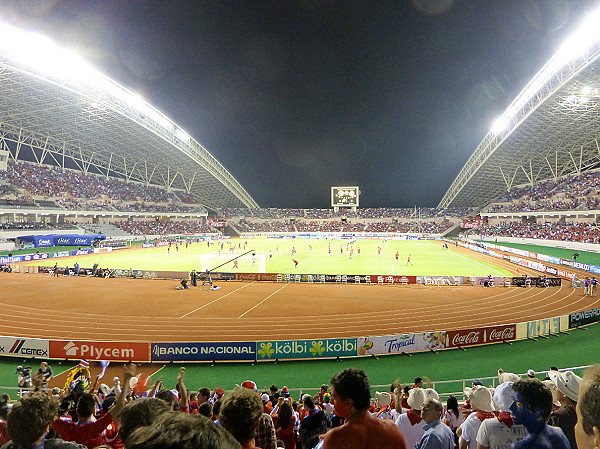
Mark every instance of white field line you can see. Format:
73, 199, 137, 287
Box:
238, 283, 290, 318
179, 282, 255, 318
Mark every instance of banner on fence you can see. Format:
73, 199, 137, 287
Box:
257, 338, 357, 360
151, 342, 256, 362
516, 317, 564, 339
0, 337, 49, 358
357, 332, 445, 356
50, 340, 149, 362
569, 307, 600, 328
445, 324, 516, 348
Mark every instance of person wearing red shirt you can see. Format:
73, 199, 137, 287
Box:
52, 363, 135, 449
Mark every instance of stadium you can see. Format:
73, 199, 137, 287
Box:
2, 5, 600, 449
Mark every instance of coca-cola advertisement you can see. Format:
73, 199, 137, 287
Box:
445, 324, 516, 348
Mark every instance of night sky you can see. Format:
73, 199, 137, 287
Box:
1, 0, 597, 208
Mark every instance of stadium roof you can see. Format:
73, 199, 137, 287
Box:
0, 24, 258, 210
439, 8, 600, 209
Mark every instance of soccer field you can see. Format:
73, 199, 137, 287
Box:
27, 238, 511, 276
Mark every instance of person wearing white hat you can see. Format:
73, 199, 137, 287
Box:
548, 370, 582, 449
459, 386, 495, 449
476, 382, 527, 449
395, 387, 427, 449
373, 391, 393, 420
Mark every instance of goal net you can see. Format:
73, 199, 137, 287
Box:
198, 252, 267, 273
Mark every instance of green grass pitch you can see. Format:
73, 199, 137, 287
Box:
31, 238, 511, 276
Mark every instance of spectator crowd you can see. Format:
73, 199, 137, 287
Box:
1, 363, 597, 449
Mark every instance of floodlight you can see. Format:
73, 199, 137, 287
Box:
176, 129, 190, 142
491, 116, 509, 135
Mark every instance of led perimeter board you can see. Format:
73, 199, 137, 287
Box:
331, 186, 359, 208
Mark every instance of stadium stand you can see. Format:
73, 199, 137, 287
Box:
0, 364, 591, 449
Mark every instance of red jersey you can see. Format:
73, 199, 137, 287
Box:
52, 412, 114, 449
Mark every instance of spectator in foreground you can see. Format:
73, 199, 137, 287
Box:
52, 363, 135, 449
459, 385, 495, 449
415, 398, 454, 449
220, 388, 264, 449
575, 365, 600, 449
118, 397, 170, 444
299, 394, 330, 449
322, 368, 407, 449
125, 411, 241, 449
395, 387, 427, 448
509, 378, 569, 449
548, 370, 581, 449
475, 382, 527, 449
4, 392, 87, 449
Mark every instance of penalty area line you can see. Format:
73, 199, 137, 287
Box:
179, 282, 255, 318
238, 283, 290, 319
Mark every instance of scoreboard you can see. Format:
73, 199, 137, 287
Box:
331, 186, 359, 208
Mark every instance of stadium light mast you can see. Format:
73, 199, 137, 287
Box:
438, 3, 600, 209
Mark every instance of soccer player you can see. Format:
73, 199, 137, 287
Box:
395, 251, 399, 262
233, 260, 238, 270
293, 258, 298, 268
378, 247, 381, 257
406, 254, 413, 266
269, 250, 272, 259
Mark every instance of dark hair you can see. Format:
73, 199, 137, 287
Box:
156, 389, 177, 408
76, 393, 96, 418
330, 368, 371, 410
277, 400, 293, 429
220, 388, 263, 445
198, 387, 211, 399
580, 365, 600, 435
414, 377, 423, 385
198, 402, 213, 418
446, 396, 459, 418
7, 392, 59, 447
126, 412, 241, 449
512, 378, 553, 419
119, 397, 170, 442
102, 395, 117, 414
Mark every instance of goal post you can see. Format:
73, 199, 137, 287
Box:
198, 252, 267, 273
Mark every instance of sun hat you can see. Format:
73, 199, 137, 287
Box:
425, 388, 439, 401
407, 387, 427, 411
261, 393, 270, 403
464, 385, 495, 412
376, 391, 392, 407
548, 370, 582, 402
499, 371, 520, 384
492, 382, 515, 412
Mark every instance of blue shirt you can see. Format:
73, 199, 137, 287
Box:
416, 419, 454, 449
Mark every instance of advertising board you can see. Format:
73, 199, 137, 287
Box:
445, 324, 516, 348
357, 332, 445, 356
151, 342, 256, 362
257, 338, 357, 360
569, 308, 600, 328
50, 340, 149, 362
0, 337, 49, 358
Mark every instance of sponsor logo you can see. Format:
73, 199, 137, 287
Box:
488, 327, 515, 341
51, 340, 148, 361
39, 239, 52, 245
151, 343, 256, 361
0, 338, 49, 357
451, 331, 481, 346
75, 238, 87, 244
